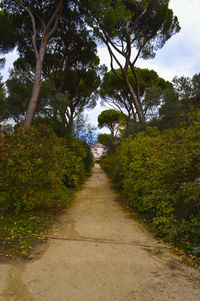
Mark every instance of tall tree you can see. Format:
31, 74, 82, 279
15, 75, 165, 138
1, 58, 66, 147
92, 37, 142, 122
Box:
1, 0, 69, 129
80, 0, 180, 122
42, 9, 102, 93
100, 67, 172, 120
98, 109, 123, 137
173, 74, 200, 108
156, 88, 181, 129
46, 65, 101, 138
73, 114, 97, 145
98, 133, 116, 153
2, 53, 101, 137
0, 75, 6, 121
0, 58, 53, 122
0, 10, 17, 54
2, 7, 103, 136
39, 14, 103, 137
148, 74, 200, 131
0, 10, 19, 69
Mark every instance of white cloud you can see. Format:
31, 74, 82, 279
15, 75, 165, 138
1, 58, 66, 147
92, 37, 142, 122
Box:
98, 0, 200, 81
86, 99, 111, 134
1, 49, 18, 81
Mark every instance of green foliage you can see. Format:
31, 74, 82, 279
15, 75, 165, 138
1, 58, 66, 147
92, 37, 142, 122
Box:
0, 187, 74, 258
172, 73, 200, 110
0, 212, 54, 258
1, 60, 54, 122
0, 10, 103, 132
98, 109, 123, 137
0, 125, 67, 211
83, 0, 180, 59
98, 133, 116, 153
0, 10, 17, 53
157, 89, 182, 129
149, 73, 200, 131
0, 75, 6, 120
81, 142, 94, 175
81, 0, 180, 122
0, 75, 5, 97
101, 111, 200, 255
100, 67, 173, 120
63, 138, 93, 187
0, 125, 93, 211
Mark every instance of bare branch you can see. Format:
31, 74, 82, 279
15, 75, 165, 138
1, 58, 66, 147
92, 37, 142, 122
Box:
13, 0, 39, 59
107, 101, 125, 116
132, 46, 142, 66
106, 42, 124, 81
46, 9, 62, 41
35, 12, 46, 32
101, 27, 125, 57
124, 36, 131, 73
129, 7, 147, 37
45, 0, 64, 37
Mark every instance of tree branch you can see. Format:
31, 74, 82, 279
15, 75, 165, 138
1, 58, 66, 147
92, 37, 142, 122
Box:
130, 64, 143, 110
13, 0, 39, 60
105, 41, 124, 82
129, 7, 147, 37
101, 27, 125, 57
46, 9, 62, 41
132, 46, 143, 66
45, 0, 64, 38
35, 12, 46, 32
107, 100, 125, 116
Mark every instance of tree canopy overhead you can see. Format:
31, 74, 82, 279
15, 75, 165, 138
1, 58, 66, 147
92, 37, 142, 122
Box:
98, 109, 123, 137
100, 67, 173, 120
79, 0, 180, 122
0, 58, 54, 123
0, 0, 181, 131
0, 12, 14, 57
1, 0, 71, 129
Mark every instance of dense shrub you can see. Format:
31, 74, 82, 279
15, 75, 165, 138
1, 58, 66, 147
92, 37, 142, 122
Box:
100, 111, 200, 255
0, 126, 67, 210
64, 138, 93, 187
0, 125, 93, 211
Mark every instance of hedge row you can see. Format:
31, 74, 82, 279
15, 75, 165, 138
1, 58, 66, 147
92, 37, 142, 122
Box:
100, 111, 200, 256
0, 125, 93, 211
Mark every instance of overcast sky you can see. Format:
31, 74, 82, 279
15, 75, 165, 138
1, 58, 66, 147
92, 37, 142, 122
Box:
98, 0, 200, 81
1, 0, 200, 131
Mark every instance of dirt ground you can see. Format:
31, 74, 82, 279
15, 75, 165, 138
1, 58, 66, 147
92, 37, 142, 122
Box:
0, 164, 200, 301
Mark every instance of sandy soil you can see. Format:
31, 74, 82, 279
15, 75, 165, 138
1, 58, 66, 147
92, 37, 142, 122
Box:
0, 164, 200, 301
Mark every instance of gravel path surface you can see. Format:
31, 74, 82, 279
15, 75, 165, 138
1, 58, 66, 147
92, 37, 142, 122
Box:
1, 164, 200, 301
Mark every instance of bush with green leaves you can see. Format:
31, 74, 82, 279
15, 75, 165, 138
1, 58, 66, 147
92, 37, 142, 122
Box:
100, 110, 200, 254
64, 138, 93, 187
0, 125, 68, 210
0, 125, 93, 211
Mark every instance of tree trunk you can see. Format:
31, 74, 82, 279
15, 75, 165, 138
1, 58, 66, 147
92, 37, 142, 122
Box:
67, 116, 74, 138
124, 75, 145, 123
130, 64, 144, 115
23, 44, 46, 130
110, 126, 115, 138
21, 0, 64, 130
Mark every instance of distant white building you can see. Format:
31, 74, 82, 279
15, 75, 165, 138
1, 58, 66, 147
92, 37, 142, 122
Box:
90, 143, 107, 160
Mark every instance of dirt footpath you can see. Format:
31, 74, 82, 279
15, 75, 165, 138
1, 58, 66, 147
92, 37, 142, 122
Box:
0, 164, 200, 301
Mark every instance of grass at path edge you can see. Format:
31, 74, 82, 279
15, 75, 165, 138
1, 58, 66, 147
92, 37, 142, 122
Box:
0, 187, 75, 261
109, 178, 200, 271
